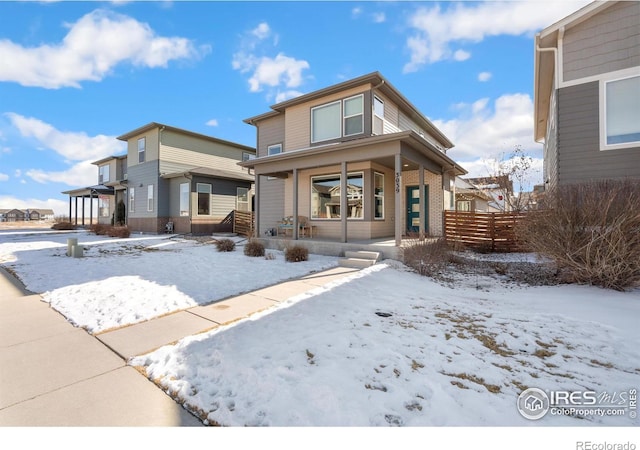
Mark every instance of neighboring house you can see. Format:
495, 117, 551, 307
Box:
0, 208, 54, 221
241, 72, 466, 246
453, 178, 494, 212
462, 176, 512, 212
534, 0, 640, 189
64, 123, 256, 234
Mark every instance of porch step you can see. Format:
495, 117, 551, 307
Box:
338, 251, 381, 269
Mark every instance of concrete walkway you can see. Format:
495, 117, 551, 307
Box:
0, 264, 358, 426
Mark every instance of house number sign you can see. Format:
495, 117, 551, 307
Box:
395, 172, 401, 193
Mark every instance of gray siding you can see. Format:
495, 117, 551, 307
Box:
257, 176, 285, 236
563, 1, 640, 81
557, 81, 640, 185
127, 160, 160, 218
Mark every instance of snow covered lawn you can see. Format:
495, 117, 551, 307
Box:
2, 229, 639, 428
0, 230, 337, 333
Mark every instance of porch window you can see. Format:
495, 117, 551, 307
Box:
197, 183, 211, 216
138, 138, 146, 163
374, 172, 384, 219
147, 184, 154, 212
179, 183, 189, 216
98, 196, 110, 218
603, 74, 640, 148
237, 187, 249, 212
310, 172, 363, 220
129, 187, 135, 213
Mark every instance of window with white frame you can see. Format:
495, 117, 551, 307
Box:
457, 200, 471, 212
147, 184, 154, 212
138, 137, 146, 163
179, 183, 189, 216
98, 196, 110, 218
236, 187, 249, 212
603, 74, 640, 149
99, 165, 110, 184
242, 152, 254, 161
311, 172, 363, 220
267, 143, 282, 156
373, 96, 384, 135
374, 172, 384, 219
129, 187, 135, 213
311, 94, 365, 143
197, 183, 211, 215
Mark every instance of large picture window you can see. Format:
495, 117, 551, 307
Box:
604, 75, 640, 148
197, 183, 211, 216
311, 172, 363, 220
179, 183, 189, 217
311, 94, 364, 143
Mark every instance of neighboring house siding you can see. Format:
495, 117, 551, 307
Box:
563, 1, 640, 82
257, 176, 285, 236
159, 130, 251, 175
257, 115, 285, 158
284, 84, 372, 151
557, 81, 640, 184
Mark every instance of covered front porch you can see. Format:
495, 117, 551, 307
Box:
62, 185, 118, 227
244, 131, 465, 248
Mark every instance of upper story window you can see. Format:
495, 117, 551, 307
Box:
98, 165, 110, 184
373, 96, 384, 135
267, 143, 282, 155
311, 94, 364, 144
138, 137, 146, 163
242, 152, 254, 161
602, 74, 640, 150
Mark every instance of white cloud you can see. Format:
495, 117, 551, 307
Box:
403, 0, 591, 72
0, 195, 68, 216
0, 9, 209, 89
0, 173, 8, 182
26, 160, 97, 187
478, 71, 492, 82
14, 169, 21, 177
372, 12, 386, 24
352, 7, 363, 18
6, 113, 125, 162
233, 23, 310, 96
433, 93, 540, 163
206, 119, 218, 127
275, 90, 304, 104
453, 49, 471, 61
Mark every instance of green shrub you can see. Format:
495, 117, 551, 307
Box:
285, 245, 308, 262
215, 238, 236, 252
517, 180, 640, 291
244, 240, 265, 257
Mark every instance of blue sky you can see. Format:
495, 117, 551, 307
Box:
0, 0, 591, 215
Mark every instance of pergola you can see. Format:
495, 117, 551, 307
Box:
62, 185, 114, 227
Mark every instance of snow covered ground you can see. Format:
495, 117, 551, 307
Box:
1, 228, 639, 432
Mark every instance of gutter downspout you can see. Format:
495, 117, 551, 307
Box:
534, 29, 560, 144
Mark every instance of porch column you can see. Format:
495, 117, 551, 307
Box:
419, 164, 425, 241
341, 161, 347, 243
89, 192, 94, 226
81, 197, 85, 226
74, 197, 78, 225
68, 197, 72, 223
254, 175, 260, 238
394, 154, 402, 247
292, 168, 299, 240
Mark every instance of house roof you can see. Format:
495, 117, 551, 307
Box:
533, 1, 617, 141
244, 72, 454, 150
62, 185, 115, 197
92, 154, 127, 166
0, 208, 55, 215
116, 122, 256, 153
161, 167, 254, 182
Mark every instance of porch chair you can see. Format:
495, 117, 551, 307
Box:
165, 221, 174, 233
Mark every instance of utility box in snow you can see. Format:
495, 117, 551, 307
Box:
67, 238, 78, 256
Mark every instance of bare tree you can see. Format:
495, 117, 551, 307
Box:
482, 145, 538, 212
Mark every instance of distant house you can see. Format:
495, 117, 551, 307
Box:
453, 178, 495, 212
241, 72, 466, 246
0, 208, 54, 222
63, 123, 256, 234
534, 0, 640, 189
462, 176, 513, 212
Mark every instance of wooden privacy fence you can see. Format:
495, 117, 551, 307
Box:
233, 210, 255, 237
444, 211, 528, 253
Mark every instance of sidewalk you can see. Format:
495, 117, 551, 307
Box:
0, 264, 358, 426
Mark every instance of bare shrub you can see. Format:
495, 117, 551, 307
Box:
517, 180, 640, 291
107, 226, 131, 238
215, 238, 236, 252
51, 221, 76, 230
244, 239, 265, 257
285, 245, 308, 262
402, 237, 452, 277
89, 224, 109, 235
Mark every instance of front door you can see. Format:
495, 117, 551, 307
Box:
406, 185, 429, 234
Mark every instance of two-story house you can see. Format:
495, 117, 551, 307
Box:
64, 123, 256, 234
534, 0, 640, 189
240, 72, 466, 247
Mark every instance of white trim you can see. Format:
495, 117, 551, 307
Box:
599, 71, 640, 151
267, 143, 282, 156
560, 66, 640, 89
